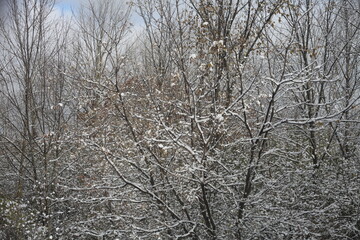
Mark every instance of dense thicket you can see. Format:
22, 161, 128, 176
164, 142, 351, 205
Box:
0, 0, 359, 239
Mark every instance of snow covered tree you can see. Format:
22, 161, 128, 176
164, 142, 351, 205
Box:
0, 0, 359, 239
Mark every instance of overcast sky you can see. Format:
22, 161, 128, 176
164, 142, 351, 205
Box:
0, 0, 7, 17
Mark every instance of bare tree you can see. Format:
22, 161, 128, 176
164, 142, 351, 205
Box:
0, 0, 71, 238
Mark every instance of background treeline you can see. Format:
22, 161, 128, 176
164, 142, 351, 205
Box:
0, 0, 359, 239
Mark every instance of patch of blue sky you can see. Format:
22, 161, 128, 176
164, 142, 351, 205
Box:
54, 1, 78, 15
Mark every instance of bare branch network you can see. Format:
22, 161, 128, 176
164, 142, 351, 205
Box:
0, 0, 359, 239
